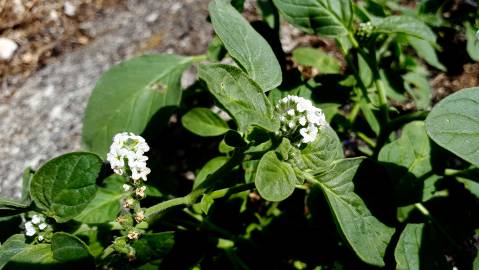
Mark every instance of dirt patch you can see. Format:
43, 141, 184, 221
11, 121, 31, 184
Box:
0, 0, 123, 99
432, 63, 479, 103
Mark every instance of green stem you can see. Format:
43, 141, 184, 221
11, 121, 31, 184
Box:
356, 131, 376, 148
373, 78, 389, 123
348, 102, 361, 123
145, 148, 247, 217
209, 183, 256, 199
191, 54, 207, 63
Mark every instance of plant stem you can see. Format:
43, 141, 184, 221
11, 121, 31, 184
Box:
356, 131, 376, 148
145, 148, 247, 217
191, 54, 208, 63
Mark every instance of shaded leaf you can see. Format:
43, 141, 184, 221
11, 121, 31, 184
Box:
465, 22, 479, 62
316, 158, 394, 266
379, 122, 438, 205
82, 54, 193, 158
182, 108, 229, 137
292, 47, 341, 74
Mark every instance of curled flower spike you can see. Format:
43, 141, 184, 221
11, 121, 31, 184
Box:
275, 95, 328, 145
107, 132, 151, 181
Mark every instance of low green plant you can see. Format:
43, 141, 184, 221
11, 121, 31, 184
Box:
1, 0, 478, 269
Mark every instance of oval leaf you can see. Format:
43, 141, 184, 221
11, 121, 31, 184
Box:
315, 158, 394, 266
426, 87, 479, 167
198, 64, 278, 132
52, 232, 94, 266
82, 54, 193, 158
255, 151, 297, 202
182, 108, 229, 137
30, 152, 102, 223
273, 0, 353, 37
209, 0, 282, 91
372, 16, 436, 44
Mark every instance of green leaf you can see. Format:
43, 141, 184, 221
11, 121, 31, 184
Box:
131, 232, 175, 264
379, 122, 438, 205
273, 0, 353, 37
51, 232, 94, 266
292, 47, 341, 74
73, 188, 124, 224
82, 54, 193, 158
373, 16, 436, 44
425, 87, 479, 167
199, 194, 214, 215
315, 158, 394, 266
1, 235, 56, 270
407, 36, 445, 71
0, 168, 34, 215
255, 151, 297, 201
30, 152, 102, 223
209, 0, 282, 91
198, 64, 278, 132
403, 72, 432, 110
394, 223, 424, 270
0, 234, 27, 269
194, 156, 228, 189
465, 22, 479, 62
296, 125, 344, 174
182, 108, 229, 137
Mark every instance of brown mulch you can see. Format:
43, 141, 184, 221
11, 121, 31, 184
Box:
431, 63, 479, 103
0, 0, 121, 98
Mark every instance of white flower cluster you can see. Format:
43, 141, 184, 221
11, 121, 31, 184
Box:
356, 21, 374, 38
25, 214, 49, 241
275, 95, 327, 144
107, 132, 151, 182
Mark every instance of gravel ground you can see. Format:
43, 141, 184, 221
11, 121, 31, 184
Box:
0, 0, 212, 197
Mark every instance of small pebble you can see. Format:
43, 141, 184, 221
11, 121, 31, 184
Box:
64, 2, 77, 17
0, 38, 18, 60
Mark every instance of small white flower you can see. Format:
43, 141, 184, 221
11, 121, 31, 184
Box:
25, 221, 36, 236
123, 184, 131, 192
300, 125, 319, 143
38, 235, 44, 241
31, 215, 41, 225
298, 116, 307, 126
38, 223, 48, 230
135, 186, 147, 199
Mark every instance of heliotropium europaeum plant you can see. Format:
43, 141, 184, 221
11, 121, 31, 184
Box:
1, 0, 478, 269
